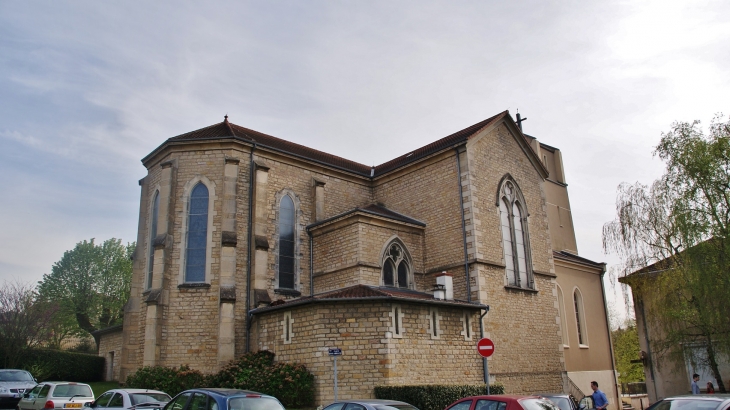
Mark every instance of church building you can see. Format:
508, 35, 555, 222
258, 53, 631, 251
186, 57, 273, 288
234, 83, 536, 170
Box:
100, 110, 617, 406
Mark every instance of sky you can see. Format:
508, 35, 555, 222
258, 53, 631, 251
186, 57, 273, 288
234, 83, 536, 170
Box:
1, 0, 729, 323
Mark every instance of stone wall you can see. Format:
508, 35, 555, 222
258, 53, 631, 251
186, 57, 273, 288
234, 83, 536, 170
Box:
97, 329, 123, 381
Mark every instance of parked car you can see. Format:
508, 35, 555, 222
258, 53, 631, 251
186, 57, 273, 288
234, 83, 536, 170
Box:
534, 393, 588, 410
444, 395, 562, 410
162, 389, 284, 410
86, 389, 171, 410
0, 369, 37, 410
645, 395, 730, 410
322, 399, 419, 410
18, 382, 94, 410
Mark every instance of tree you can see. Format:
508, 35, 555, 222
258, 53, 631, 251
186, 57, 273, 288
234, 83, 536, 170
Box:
612, 321, 645, 385
0, 280, 59, 368
604, 115, 730, 393
37, 238, 134, 342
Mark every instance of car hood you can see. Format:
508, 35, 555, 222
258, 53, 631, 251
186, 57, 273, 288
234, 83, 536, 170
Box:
0, 381, 37, 388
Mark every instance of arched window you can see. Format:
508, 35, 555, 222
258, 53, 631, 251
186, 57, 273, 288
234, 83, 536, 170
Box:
278, 195, 296, 289
147, 191, 159, 289
185, 183, 209, 282
574, 288, 588, 346
498, 177, 533, 288
382, 241, 411, 288
557, 284, 569, 347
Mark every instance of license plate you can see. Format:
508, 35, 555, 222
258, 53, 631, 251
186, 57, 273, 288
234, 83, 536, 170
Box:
65, 404, 82, 408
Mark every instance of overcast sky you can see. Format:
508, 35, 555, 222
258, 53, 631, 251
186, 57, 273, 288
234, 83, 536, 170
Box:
1, 1, 728, 321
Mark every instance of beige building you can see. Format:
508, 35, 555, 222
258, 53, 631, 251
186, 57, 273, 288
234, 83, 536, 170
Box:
98, 110, 616, 406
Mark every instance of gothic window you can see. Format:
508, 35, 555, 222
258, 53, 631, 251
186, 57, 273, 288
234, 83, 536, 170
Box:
278, 195, 296, 290
574, 288, 588, 346
185, 183, 209, 283
147, 190, 159, 289
498, 177, 533, 289
382, 241, 411, 288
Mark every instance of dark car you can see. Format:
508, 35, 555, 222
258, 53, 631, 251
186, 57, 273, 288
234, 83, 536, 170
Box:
645, 395, 730, 410
323, 399, 419, 410
163, 389, 284, 410
445, 395, 562, 410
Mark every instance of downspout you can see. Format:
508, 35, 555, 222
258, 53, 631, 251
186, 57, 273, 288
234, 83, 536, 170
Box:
479, 306, 491, 394
455, 147, 471, 302
245, 143, 257, 353
599, 270, 620, 409
308, 229, 314, 296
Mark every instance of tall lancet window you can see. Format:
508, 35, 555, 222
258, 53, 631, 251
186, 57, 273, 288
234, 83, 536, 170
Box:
147, 191, 159, 289
382, 241, 411, 289
278, 195, 296, 289
185, 183, 209, 282
498, 177, 533, 289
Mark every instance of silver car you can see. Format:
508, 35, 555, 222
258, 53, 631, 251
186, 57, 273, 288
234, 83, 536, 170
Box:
0, 370, 37, 410
87, 389, 171, 410
18, 382, 94, 410
323, 399, 419, 410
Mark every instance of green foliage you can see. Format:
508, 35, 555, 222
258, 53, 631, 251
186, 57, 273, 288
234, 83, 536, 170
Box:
611, 324, 645, 384
37, 238, 135, 338
124, 365, 207, 397
374, 384, 505, 410
125, 351, 314, 409
21, 349, 104, 382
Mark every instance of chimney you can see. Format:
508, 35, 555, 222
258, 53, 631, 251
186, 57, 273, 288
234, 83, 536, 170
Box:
433, 271, 453, 300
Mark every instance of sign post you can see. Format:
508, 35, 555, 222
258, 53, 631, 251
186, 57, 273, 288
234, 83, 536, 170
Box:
477, 338, 495, 395
328, 348, 342, 401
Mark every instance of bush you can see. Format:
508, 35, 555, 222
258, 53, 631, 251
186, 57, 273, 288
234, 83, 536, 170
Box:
124, 365, 206, 397
21, 349, 104, 382
124, 351, 315, 408
374, 384, 505, 410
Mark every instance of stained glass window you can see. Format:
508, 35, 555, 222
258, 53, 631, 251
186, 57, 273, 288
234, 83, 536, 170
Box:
278, 195, 296, 289
498, 179, 533, 289
185, 183, 208, 282
382, 242, 410, 288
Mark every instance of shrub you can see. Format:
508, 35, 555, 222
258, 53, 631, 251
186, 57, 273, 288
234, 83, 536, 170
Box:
21, 349, 104, 382
124, 365, 206, 396
374, 384, 505, 410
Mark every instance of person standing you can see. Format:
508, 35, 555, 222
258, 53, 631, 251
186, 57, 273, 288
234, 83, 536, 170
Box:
591, 381, 608, 410
706, 382, 715, 394
691, 374, 700, 394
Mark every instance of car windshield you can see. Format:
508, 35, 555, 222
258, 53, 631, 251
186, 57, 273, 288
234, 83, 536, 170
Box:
132, 393, 172, 405
228, 397, 284, 410
521, 399, 562, 410
544, 398, 571, 410
652, 399, 725, 410
0, 370, 34, 382
51, 385, 93, 398
376, 405, 419, 410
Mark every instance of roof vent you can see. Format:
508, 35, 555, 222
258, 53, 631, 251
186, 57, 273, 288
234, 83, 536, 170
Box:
433, 271, 453, 300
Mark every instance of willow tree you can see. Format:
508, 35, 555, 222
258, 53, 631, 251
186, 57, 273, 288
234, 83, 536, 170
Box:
604, 115, 730, 393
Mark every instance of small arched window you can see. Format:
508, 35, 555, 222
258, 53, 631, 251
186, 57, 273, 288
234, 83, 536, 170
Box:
498, 177, 533, 289
382, 242, 410, 288
574, 288, 588, 346
278, 195, 296, 289
185, 183, 209, 282
557, 284, 569, 347
147, 191, 159, 289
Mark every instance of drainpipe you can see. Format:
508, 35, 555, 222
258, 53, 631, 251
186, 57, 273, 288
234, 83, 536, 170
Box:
455, 148, 471, 302
308, 229, 314, 296
245, 143, 256, 353
479, 306, 491, 394
599, 270, 620, 409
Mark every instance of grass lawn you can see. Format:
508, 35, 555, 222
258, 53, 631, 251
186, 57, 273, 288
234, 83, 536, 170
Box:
88, 381, 120, 397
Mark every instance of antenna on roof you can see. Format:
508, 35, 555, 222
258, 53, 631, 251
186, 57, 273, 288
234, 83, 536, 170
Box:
224, 114, 229, 122
515, 109, 527, 132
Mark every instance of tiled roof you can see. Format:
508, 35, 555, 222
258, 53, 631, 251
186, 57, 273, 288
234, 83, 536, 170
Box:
250, 284, 487, 314
161, 111, 511, 177
553, 251, 605, 269
307, 203, 426, 229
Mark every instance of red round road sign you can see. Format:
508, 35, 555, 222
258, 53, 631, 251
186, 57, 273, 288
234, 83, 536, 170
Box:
477, 337, 495, 358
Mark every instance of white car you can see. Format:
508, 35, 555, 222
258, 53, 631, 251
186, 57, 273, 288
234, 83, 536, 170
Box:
18, 382, 94, 410
87, 389, 170, 410
0, 369, 37, 410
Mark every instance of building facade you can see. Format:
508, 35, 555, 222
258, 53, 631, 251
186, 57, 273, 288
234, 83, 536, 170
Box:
103, 110, 616, 406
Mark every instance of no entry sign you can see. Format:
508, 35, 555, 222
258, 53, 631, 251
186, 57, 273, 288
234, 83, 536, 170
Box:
477, 337, 495, 358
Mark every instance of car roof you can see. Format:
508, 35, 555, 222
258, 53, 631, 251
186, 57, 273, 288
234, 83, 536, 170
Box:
333, 399, 413, 405
107, 389, 169, 395
188, 388, 276, 399
42, 382, 92, 386
663, 395, 730, 400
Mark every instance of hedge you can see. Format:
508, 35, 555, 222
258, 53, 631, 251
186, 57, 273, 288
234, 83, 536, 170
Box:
374, 384, 505, 410
20, 349, 104, 382
125, 351, 314, 409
